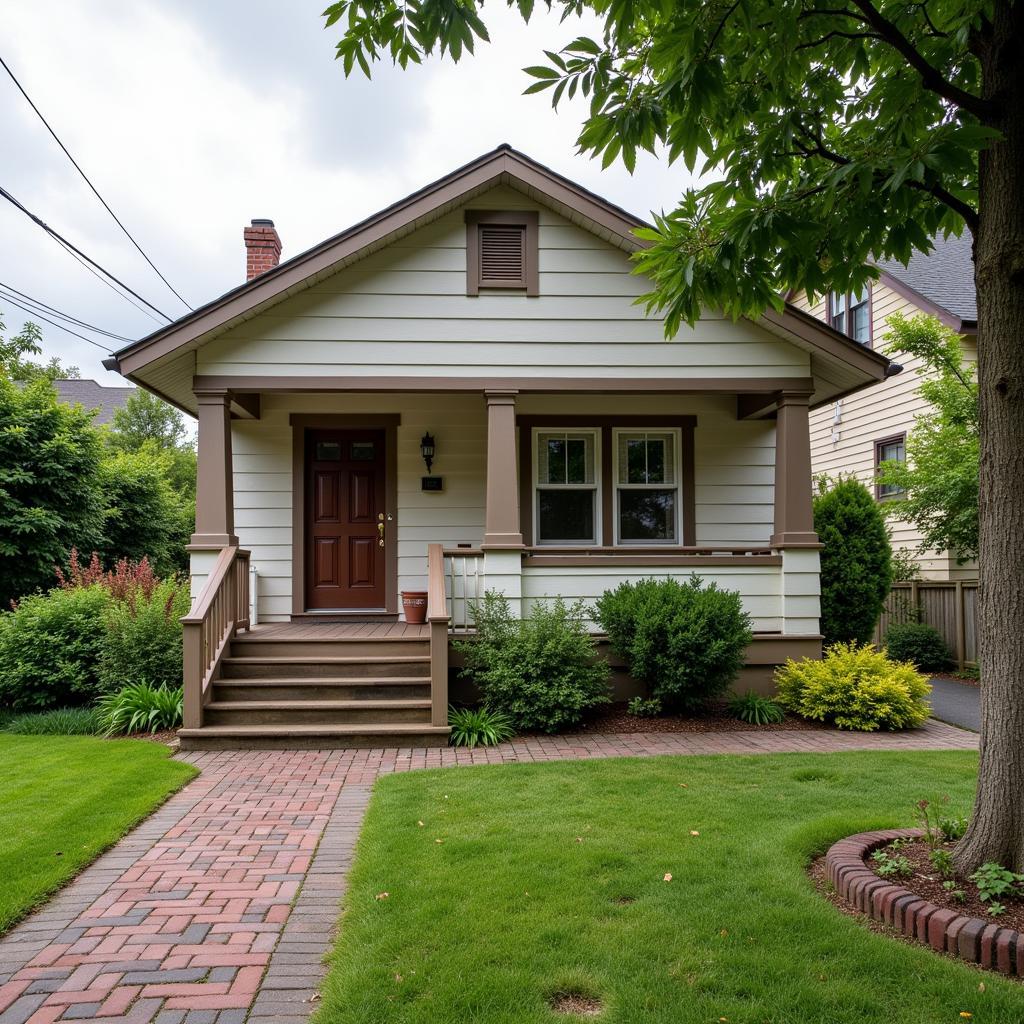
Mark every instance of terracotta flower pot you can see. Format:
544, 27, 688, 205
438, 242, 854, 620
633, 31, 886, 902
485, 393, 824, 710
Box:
402, 591, 428, 624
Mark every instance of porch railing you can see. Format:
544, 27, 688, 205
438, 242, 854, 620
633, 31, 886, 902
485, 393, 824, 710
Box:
181, 545, 250, 729
442, 547, 484, 630
426, 543, 450, 727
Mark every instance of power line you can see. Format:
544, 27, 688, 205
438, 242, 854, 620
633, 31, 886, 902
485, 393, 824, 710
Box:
0, 52, 192, 310
0, 281, 134, 342
0, 183, 173, 322
0, 291, 113, 353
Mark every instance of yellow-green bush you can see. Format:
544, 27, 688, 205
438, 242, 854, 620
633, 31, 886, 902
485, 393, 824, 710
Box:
774, 642, 931, 731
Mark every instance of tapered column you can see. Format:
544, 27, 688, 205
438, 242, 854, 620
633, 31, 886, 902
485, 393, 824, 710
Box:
483, 391, 523, 548
190, 389, 237, 549
771, 394, 818, 547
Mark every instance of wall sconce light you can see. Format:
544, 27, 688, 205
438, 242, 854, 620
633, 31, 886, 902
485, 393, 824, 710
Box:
420, 432, 436, 473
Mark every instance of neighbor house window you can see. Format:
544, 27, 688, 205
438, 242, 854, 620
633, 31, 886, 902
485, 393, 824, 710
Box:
466, 210, 539, 295
613, 430, 680, 543
828, 287, 871, 345
875, 434, 906, 499
534, 430, 599, 544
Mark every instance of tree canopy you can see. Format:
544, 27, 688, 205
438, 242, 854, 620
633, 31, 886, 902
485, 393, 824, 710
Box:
877, 313, 979, 562
0, 316, 79, 383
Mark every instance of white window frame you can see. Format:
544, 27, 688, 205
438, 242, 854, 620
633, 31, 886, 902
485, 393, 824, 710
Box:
612, 427, 683, 546
532, 427, 601, 546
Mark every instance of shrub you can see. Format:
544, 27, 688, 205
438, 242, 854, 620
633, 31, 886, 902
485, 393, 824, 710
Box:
727, 691, 784, 725
884, 622, 951, 672
448, 706, 516, 748
99, 578, 189, 691
775, 642, 931, 731
814, 477, 893, 646
96, 681, 183, 736
595, 577, 752, 711
454, 592, 610, 733
0, 585, 112, 709
2, 707, 104, 735
0, 377, 104, 605
627, 696, 662, 718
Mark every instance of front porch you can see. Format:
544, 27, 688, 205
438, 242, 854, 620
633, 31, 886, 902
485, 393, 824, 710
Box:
179, 383, 824, 747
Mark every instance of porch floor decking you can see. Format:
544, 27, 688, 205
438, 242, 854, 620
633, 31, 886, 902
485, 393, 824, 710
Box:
244, 620, 429, 640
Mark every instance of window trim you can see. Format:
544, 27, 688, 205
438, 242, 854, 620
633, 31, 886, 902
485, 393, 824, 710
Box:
532, 427, 601, 546
827, 284, 873, 347
518, 415, 697, 547
874, 432, 907, 500
612, 427, 683, 545
465, 210, 539, 296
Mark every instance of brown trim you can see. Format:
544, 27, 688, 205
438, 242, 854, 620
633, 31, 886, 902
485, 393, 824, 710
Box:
191, 375, 818, 395
770, 395, 818, 547
874, 431, 907, 501
289, 414, 400, 616
465, 210, 539, 296
190, 390, 237, 548
483, 392, 523, 548
523, 554, 782, 567
759, 306, 889, 378
517, 415, 697, 548
229, 393, 261, 420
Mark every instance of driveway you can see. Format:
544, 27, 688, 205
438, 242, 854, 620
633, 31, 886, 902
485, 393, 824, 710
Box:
928, 676, 980, 732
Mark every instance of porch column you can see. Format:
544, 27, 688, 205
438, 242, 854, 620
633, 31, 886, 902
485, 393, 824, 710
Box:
483, 391, 523, 548
770, 393, 818, 547
190, 389, 237, 549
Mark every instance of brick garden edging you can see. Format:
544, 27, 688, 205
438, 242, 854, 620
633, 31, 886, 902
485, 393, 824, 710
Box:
825, 829, 1023, 977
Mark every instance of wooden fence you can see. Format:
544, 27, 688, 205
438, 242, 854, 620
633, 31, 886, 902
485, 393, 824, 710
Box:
875, 580, 979, 669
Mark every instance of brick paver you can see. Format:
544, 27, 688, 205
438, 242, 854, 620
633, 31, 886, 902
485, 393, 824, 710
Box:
0, 719, 976, 1024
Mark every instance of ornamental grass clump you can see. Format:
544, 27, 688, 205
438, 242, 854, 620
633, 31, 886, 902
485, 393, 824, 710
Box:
96, 681, 184, 736
774, 642, 931, 731
448, 706, 516, 748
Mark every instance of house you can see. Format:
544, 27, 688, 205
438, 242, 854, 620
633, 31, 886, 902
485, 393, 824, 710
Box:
791, 234, 978, 581
17, 378, 134, 424
105, 145, 887, 748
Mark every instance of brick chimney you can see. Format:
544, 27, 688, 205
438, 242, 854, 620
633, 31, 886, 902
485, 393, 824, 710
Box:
244, 219, 282, 280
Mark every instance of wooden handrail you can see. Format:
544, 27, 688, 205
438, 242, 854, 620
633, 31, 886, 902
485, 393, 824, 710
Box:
426, 543, 450, 729
181, 546, 251, 730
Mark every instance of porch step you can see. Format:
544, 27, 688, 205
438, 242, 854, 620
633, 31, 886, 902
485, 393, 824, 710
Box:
230, 636, 428, 659
177, 722, 451, 750
205, 698, 431, 726
219, 655, 431, 679
212, 677, 431, 701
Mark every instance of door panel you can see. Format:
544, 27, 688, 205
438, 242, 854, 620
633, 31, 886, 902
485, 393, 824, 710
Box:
305, 429, 387, 610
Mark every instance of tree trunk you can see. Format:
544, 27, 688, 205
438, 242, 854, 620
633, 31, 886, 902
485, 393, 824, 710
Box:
953, 0, 1024, 875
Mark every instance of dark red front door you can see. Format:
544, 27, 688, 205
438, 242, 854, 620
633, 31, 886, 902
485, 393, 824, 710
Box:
305, 429, 386, 610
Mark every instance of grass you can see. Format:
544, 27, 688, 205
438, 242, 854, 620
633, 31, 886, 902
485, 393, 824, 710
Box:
319, 750, 1024, 1023
0, 735, 196, 935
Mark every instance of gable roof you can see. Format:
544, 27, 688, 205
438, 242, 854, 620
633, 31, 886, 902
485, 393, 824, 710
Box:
107, 144, 888, 410
53, 378, 134, 425
875, 233, 976, 329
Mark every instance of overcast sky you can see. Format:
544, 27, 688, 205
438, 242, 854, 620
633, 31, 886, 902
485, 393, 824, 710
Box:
0, 1, 697, 392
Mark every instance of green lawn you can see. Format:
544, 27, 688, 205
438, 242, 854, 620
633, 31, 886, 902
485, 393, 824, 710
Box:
0, 735, 196, 934
320, 751, 1024, 1023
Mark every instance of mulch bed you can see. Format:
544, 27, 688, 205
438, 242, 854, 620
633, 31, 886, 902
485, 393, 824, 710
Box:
564, 701, 823, 734
871, 838, 1024, 934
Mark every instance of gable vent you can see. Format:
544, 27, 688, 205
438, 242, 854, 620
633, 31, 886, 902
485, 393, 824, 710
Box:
479, 224, 526, 286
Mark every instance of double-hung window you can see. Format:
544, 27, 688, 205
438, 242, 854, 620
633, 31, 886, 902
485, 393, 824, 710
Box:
828, 288, 871, 344
875, 434, 906, 499
534, 430, 599, 544
613, 430, 680, 543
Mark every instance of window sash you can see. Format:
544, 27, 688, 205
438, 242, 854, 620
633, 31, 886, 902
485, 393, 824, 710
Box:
876, 437, 906, 498
534, 429, 600, 545
829, 288, 871, 345
612, 428, 682, 544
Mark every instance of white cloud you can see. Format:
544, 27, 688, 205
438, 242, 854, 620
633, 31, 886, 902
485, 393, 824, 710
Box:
0, 0, 697, 388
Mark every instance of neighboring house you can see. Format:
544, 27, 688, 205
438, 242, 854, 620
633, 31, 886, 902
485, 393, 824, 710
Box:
17, 378, 134, 424
106, 145, 887, 748
791, 234, 978, 581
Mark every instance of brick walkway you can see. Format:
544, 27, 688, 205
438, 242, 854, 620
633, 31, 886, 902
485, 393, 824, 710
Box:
0, 720, 976, 1024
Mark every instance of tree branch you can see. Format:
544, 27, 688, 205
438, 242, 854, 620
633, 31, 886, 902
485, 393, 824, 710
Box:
849, 0, 994, 120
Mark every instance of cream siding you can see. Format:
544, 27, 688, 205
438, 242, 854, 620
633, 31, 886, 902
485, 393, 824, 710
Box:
197, 186, 810, 382
231, 392, 779, 623
794, 280, 977, 580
